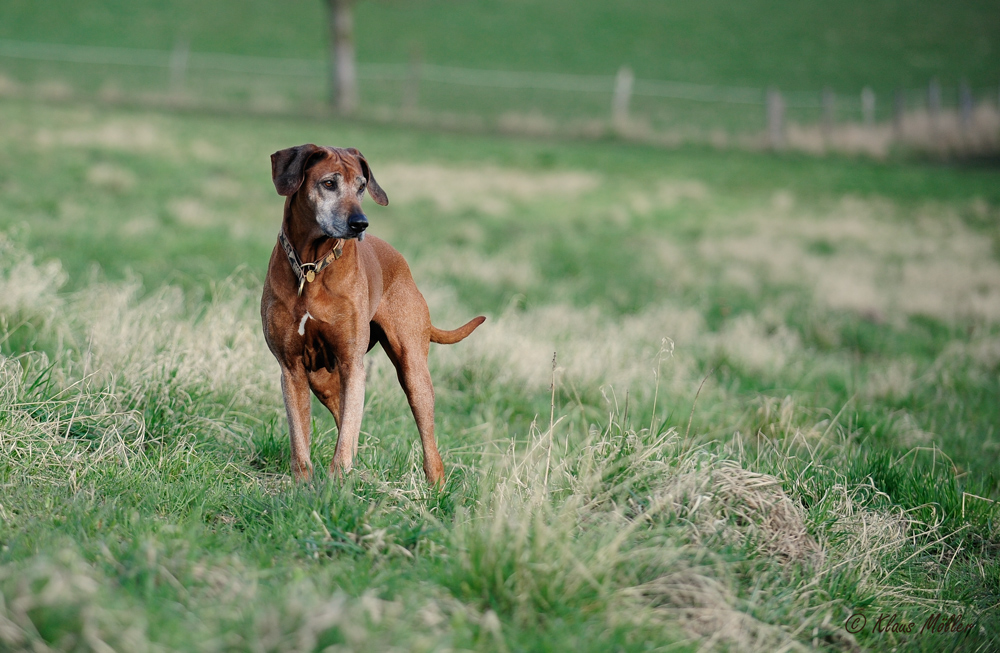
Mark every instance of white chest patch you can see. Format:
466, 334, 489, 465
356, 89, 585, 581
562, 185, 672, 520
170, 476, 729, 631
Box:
298, 311, 314, 336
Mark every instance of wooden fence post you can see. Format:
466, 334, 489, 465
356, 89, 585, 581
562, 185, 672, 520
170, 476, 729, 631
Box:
767, 87, 785, 150
402, 47, 422, 116
861, 86, 875, 126
927, 78, 941, 141
612, 66, 634, 128
327, 0, 358, 115
822, 86, 835, 139
959, 81, 973, 131
893, 89, 905, 140
170, 38, 189, 96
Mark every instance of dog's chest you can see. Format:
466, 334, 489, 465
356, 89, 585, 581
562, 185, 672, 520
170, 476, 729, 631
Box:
297, 312, 338, 373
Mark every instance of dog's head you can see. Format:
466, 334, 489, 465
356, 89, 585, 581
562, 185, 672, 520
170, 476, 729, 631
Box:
270, 144, 388, 240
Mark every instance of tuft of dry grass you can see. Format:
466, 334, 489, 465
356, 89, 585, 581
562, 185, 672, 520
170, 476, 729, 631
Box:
34, 118, 169, 153
698, 196, 1000, 323
85, 163, 136, 193
378, 162, 599, 216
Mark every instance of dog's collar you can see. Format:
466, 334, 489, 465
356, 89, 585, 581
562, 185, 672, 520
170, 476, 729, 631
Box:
278, 230, 344, 296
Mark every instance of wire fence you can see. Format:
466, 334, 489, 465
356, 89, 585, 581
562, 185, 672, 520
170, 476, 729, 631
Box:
1, 38, 998, 157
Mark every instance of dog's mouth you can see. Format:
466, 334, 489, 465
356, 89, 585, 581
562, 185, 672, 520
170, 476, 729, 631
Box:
334, 230, 365, 241
318, 224, 366, 241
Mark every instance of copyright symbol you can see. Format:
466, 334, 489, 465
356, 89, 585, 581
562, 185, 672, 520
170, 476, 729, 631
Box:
845, 613, 866, 634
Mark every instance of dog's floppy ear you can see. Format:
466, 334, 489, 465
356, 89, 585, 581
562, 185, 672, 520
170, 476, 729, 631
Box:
347, 148, 388, 206
270, 144, 323, 196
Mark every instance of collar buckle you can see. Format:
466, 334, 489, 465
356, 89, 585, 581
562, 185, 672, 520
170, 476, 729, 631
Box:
278, 231, 344, 297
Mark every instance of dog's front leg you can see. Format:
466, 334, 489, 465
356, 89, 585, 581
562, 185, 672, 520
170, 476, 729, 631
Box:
330, 355, 366, 476
280, 365, 314, 480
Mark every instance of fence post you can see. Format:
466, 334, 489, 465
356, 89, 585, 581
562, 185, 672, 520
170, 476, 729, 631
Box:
893, 89, 905, 140
822, 86, 835, 139
402, 47, 422, 116
927, 78, 941, 140
959, 81, 973, 131
612, 66, 634, 128
767, 87, 785, 150
861, 86, 875, 126
170, 38, 189, 96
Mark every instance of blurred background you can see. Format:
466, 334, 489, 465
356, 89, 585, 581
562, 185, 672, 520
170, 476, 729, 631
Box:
1, 0, 998, 157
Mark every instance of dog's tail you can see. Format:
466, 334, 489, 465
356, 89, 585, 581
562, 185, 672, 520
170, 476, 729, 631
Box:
430, 316, 486, 345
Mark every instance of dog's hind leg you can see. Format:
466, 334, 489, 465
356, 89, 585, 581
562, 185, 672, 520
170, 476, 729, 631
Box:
381, 339, 444, 485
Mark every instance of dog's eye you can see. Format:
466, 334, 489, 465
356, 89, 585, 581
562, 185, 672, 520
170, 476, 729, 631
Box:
358, 182, 366, 193
323, 179, 336, 190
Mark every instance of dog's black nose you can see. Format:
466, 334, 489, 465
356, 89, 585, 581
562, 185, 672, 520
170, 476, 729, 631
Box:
348, 213, 368, 234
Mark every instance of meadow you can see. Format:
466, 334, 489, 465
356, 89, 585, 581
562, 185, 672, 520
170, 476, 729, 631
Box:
2, 0, 999, 143
3, 0, 998, 89
0, 95, 998, 651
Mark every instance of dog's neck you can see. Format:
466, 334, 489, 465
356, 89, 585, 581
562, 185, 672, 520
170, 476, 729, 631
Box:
282, 195, 351, 263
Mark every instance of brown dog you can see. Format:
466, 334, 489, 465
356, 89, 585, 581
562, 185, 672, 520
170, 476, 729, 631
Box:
261, 144, 484, 483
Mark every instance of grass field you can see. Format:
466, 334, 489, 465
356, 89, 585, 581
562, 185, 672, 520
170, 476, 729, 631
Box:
3, 0, 1000, 138
2, 0, 998, 90
3, 1, 998, 154
1, 94, 1000, 651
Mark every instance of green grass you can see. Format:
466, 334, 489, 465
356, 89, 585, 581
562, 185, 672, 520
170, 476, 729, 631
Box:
1, 1, 998, 138
2, 0, 997, 89
1, 97, 999, 650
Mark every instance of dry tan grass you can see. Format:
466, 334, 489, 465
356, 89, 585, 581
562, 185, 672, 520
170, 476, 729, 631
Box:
494, 113, 611, 141
0, 74, 20, 97
629, 180, 710, 217
624, 569, 813, 653
423, 293, 706, 398
34, 80, 73, 101
640, 453, 822, 565
822, 480, 912, 585
865, 358, 919, 402
897, 106, 1000, 156
120, 215, 160, 238
168, 197, 216, 227
414, 246, 538, 290
0, 235, 67, 320
74, 279, 279, 412
189, 139, 223, 162
35, 119, 168, 153
378, 162, 599, 215
711, 314, 803, 375
248, 91, 290, 114
782, 105, 1000, 158
0, 546, 439, 653
201, 176, 245, 200
97, 80, 124, 104
699, 196, 1000, 324
497, 111, 559, 137
951, 335, 1000, 370
86, 163, 137, 193
451, 412, 833, 652
0, 550, 149, 652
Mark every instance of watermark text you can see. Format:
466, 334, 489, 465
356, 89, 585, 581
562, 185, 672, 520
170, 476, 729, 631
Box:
844, 612, 976, 637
